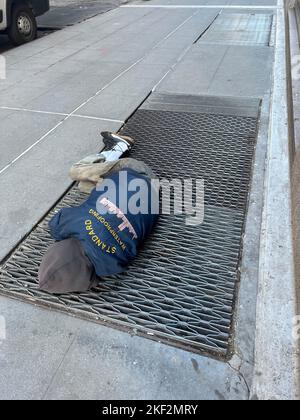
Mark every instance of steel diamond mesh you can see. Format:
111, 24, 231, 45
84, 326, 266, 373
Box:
0, 94, 260, 358
199, 13, 273, 46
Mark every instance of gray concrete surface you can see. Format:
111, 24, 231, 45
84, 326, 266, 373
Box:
290, 2, 300, 392
251, 1, 299, 400
157, 44, 273, 97
0, 296, 248, 400
291, 7, 300, 322
38, 0, 127, 29
0, 0, 296, 400
123, 0, 278, 8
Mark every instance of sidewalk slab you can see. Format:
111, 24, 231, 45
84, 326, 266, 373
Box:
0, 0, 289, 401
0, 111, 64, 170
76, 94, 145, 121
157, 44, 273, 97
0, 296, 78, 400
0, 117, 120, 262
0, 296, 248, 400
129, 0, 277, 6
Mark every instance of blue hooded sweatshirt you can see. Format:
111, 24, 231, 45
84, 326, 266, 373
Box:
49, 169, 159, 277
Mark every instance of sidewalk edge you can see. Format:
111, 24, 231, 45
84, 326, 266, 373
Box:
251, 0, 299, 400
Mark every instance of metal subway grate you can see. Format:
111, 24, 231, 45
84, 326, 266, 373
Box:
199, 13, 273, 46
0, 93, 260, 358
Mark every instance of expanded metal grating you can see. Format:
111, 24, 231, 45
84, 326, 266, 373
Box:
199, 13, 273, 46
0, 93, 260, 358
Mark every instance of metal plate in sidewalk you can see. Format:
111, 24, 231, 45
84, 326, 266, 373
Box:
199, 13, 273, 46
0, 93, 260, 359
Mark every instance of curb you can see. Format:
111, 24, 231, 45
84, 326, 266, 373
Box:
251, 0, 299, 400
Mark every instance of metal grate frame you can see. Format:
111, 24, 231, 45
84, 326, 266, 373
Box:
199, 13, 273, 46
0, 93, 260, 359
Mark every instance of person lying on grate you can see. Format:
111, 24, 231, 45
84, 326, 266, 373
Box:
38, 132, 159, 295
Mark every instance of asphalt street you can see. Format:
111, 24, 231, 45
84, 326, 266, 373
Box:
0, 0, 125, 52
38, 0, 126, 28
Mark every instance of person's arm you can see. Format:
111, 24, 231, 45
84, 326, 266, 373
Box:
49, 208, 72, 241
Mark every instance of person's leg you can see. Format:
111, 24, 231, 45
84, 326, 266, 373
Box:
70, 132, 135, 193
100, 132, 134, 162
70, 160, 120, 193
106, 158, 156, 180
73, 132, 134, 166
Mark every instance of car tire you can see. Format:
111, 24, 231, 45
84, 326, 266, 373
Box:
8, 4, 37, 46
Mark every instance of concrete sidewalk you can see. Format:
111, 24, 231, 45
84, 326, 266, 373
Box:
0, 0, 297, 400
0, 4, 222, 262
